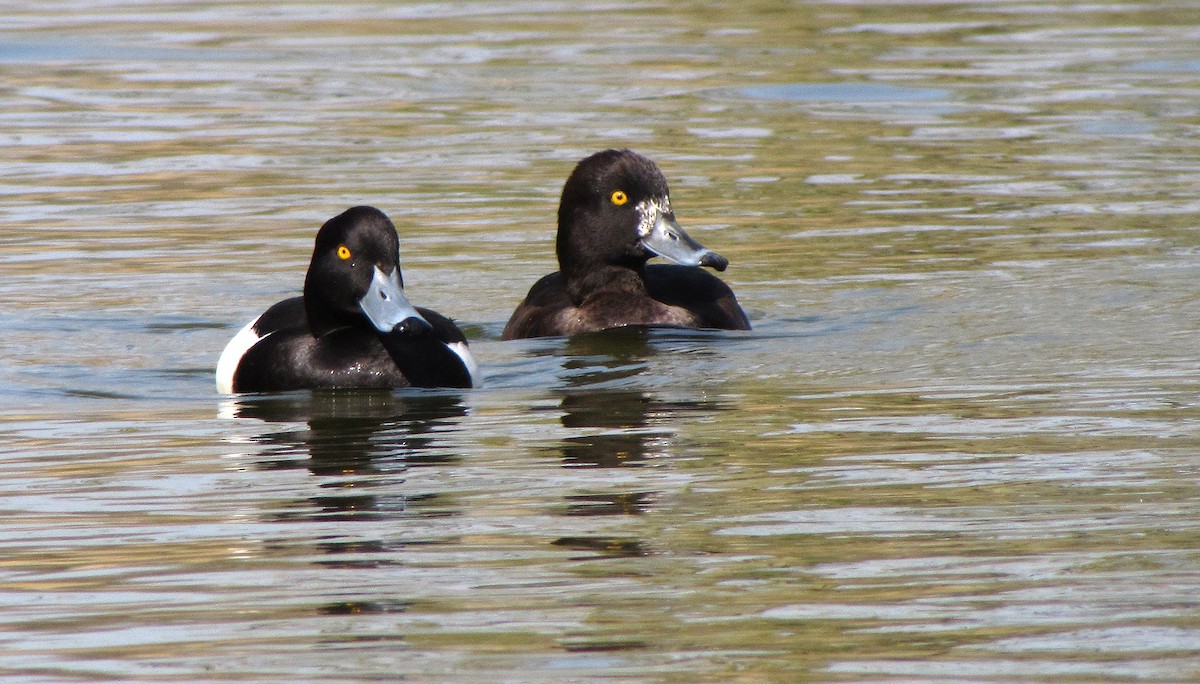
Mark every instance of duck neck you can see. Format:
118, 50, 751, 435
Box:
564, 262, 649, 304
304, 280, 355, 339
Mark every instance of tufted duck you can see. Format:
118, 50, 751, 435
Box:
501, 149, 750, 339
216, 206, 479, 393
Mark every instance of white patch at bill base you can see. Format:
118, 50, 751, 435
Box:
635, 196, 671, 237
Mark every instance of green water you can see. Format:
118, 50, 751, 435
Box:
2, 1, 1199, 681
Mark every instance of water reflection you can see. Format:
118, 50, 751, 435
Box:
563, 492, 654, 516
551, 535, 649, 560
556, 391, 661, 469
556, 328, 656, 388
538, 326, 735, 471
539, 329, 734, 561
222, 390, 467, 521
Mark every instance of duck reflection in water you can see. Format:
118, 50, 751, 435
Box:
551, 329, 664, 471
552, 383, 659, 558
222, 390, 468, 521
543, 329, 732, 559
551, 330, 733, 462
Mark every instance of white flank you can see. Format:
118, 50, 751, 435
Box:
447, 341, 482, 388
215, 316, 266, 394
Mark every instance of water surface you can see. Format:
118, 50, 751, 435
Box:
2, 1, 1200, 681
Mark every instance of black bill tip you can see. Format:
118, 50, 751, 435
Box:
393, 316, 433, 336
700, 251, 729, 272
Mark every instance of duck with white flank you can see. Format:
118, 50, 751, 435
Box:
217, 206, 479, 393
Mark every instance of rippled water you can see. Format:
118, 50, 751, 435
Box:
3, 1, 1200, 681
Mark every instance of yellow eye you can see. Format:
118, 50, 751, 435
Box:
337, 245, 352, 260
610, 190, 628, 206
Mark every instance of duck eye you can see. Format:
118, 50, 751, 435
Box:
337, 245, 352, 260
610, 190, 628, 206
